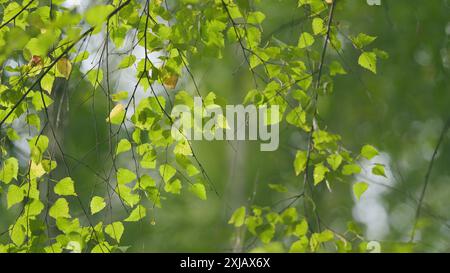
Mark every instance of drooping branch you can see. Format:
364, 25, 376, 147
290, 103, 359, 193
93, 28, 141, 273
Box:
0, 0, 131, 128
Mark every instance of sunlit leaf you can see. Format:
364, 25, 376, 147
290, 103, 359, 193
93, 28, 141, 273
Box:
90, 196, 106, 215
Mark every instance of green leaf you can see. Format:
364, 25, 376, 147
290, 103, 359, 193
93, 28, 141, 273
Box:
73, 51, 89, 63
164, 179, 182, 194
372, 164, 386, 177
117, 55, 136, 69
54, 177, 76, 196
116, 184, 140, 207
135, 175, 156, 191
312, 18, 324, 35
358, 51, 377, 74
189, 183, 207, 200
259, 225, 275, 244
116, 139, 131, 155
10, 222, 25, 247
228, 206, 246, 227
49, 198, 70, 219
361, 144, 378, 160
294, 219, 308, 237
313, 163, 328, 185
373, 48, 389, 59
88, 69, 103, 86
327, 154, 342, 171
91, 242, 112, 253
26, 114, 41, 131
90, 196, 106, 215
0, 157, 19, 184
40, 73, 54, 94
268, 183, 288, 193
159, 164, 176, 183
124, 205, 146, 222
329, 61, 347, 76
85, 5, 114, 29
289, 237, 308, 253
352, 33, 377, 48
294, 150, 307, 176
7, 184, 24, 208
117, 168, 136, 184
353, 182, 369, 200
286, 107, 310, 132
281, 208, 298, 224
342, 164, 361, 176
318, 229, 334, 242
298, 32, 315, 48
105, 222, 124, 243
247, 11, 265, 24
25, 199, 44, 216
29, 135, 49, 163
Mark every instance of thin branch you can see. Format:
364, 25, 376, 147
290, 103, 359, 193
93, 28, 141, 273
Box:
410, 117, 450, 241
302, 0, 337, 232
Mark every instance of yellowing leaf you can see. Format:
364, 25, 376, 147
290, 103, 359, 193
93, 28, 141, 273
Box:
56, 58, 72, 79
107, 104, 125, 125
163, 74, 178, 89
30, 161, 46, 180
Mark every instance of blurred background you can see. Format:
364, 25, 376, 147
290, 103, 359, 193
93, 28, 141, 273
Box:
1, 0, 449, 252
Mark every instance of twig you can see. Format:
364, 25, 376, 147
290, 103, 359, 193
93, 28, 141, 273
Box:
410, 117, 450, 241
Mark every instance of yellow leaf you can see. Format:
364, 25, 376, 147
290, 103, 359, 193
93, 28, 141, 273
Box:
56, 58, 72, 79
106, 104, 125, 125
163, 74, 178, 89
30, 161, 46, 180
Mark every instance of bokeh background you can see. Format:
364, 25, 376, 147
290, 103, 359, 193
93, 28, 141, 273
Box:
1, 0, 449, 252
